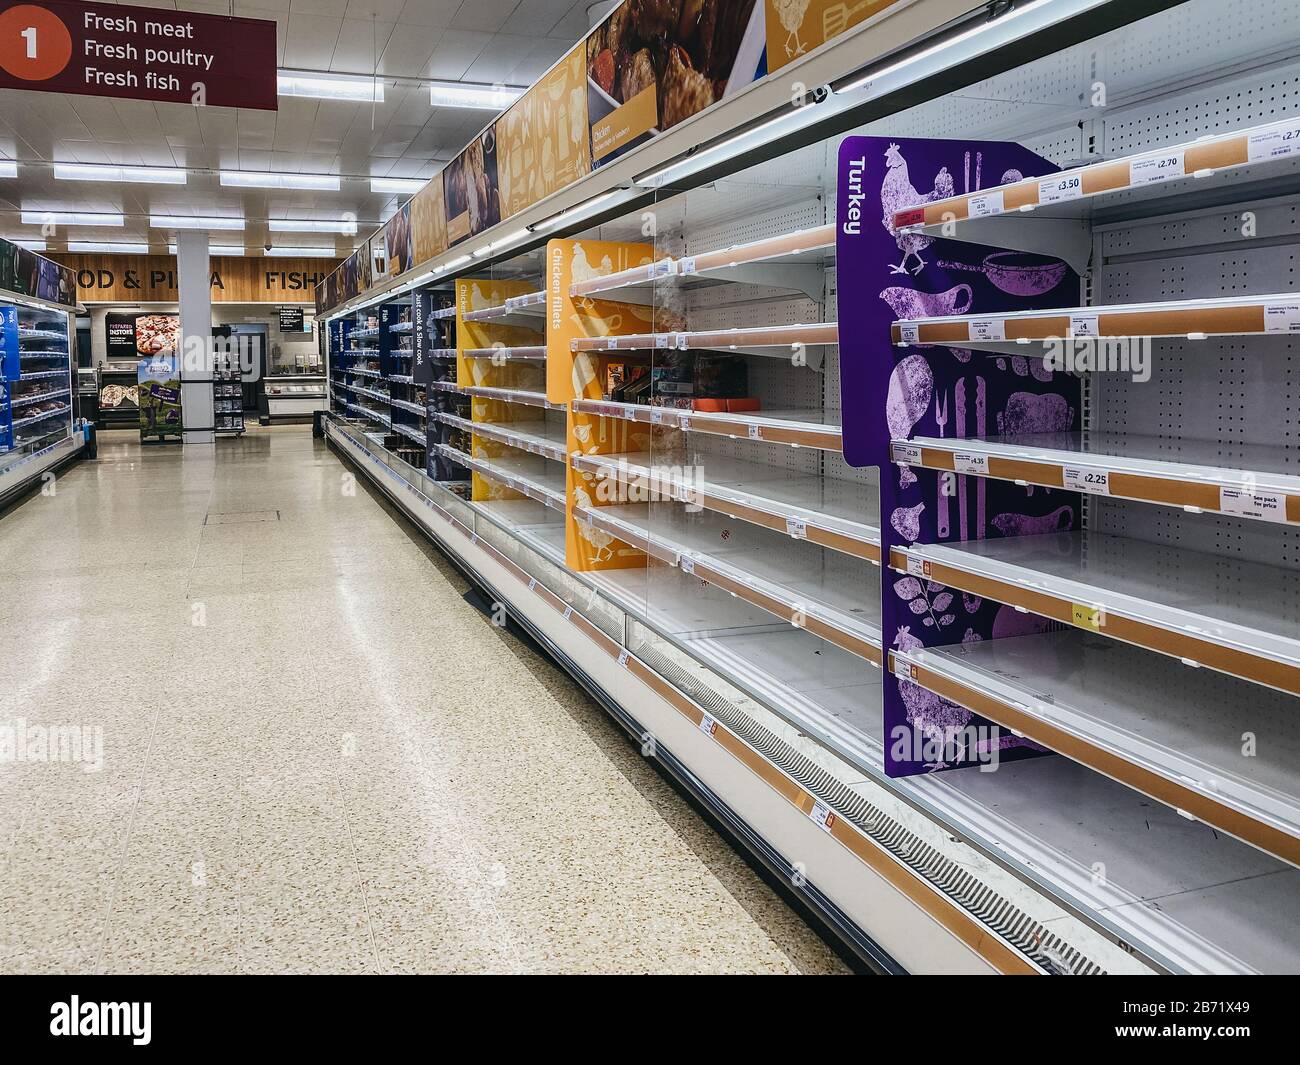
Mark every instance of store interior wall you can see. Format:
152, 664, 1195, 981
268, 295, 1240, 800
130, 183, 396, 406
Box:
81, 304, 319, 377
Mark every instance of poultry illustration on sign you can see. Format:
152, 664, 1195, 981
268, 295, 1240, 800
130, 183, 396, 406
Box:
545, 237, 657, 572
764, 0, 906, 71
836, 135, 1082, 777
586, 0, 766, 166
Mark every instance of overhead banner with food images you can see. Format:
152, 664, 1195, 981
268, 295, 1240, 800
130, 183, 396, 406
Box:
497, 43, 592, 219
444, 128, 502, 245
410, 179, 448, 266
385, 200, 415, 276
318, 0, 941, 314
586, 0, 765, 167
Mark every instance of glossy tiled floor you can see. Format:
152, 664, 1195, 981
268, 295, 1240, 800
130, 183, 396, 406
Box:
0, 427, 846, 974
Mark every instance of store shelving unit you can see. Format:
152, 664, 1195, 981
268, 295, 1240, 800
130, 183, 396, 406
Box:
214, 355, 244, 436
319, 0, 1300, 974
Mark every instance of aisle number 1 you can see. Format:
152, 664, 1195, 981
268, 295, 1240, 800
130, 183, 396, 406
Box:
0, 7, 74, 81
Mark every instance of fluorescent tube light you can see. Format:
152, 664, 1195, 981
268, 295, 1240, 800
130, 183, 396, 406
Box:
428, 81, 522, 110
21, 210, 124, 226
69, 241, 149, 254
531, 190, 624, 231
278, 69, 383, 103
370, 177, 425, 195
268, 219, 357, 234
151, 215, 245, 231
220, 170, 340, 191
0, 161, 18, 178
12, 238, 45, 250
168, 244, 246, 256
55, 163, 186, 184
266, 246, 337, 257
835, 0, 1057, 94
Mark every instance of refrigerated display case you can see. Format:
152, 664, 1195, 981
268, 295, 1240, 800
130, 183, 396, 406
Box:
0, 253, 86, 503
318, 0, 1300, 973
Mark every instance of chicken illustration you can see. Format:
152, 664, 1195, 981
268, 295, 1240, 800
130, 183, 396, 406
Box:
882, 143, 954, 274
774, 0, 811, 59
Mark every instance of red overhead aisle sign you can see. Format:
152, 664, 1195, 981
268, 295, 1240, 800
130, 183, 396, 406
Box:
0, 1, 277, 109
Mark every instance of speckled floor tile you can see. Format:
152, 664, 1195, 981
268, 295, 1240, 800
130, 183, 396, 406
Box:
1, 426, 846, 975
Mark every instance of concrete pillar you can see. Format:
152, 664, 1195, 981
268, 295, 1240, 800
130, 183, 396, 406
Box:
176, 231, 214, 445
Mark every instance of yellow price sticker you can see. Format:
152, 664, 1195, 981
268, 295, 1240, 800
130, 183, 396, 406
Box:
1072, 603, 1106, 630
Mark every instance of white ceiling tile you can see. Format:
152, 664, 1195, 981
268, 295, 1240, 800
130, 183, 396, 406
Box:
331, 19, 397, 71
507, 0, 576, 36
378, 33, 436, 77
345, 0, 406, 18
451, 0, 521, 34
424, 29, 493, 80
396, 0, 461, 27
283, 14, 343, 68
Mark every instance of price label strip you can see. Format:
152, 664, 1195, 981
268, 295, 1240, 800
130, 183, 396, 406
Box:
1063, 466, 1110, 495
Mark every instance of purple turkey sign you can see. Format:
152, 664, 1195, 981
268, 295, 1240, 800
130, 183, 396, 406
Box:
837, 135, 1082, 777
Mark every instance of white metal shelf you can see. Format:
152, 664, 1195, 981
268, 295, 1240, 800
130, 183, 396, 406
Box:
11, 388, 70, 409
895, 530, 1300, 695
569, 223, 835, 302
462, 385, 563, 410
894, 113, 1300, 270
462, 288, 546, 324
431, 409, 566, 463
389, 397, 425, 416
351, 384, 391, 404
572, 321, 837, 359
391, 422, 426, 446
344, 402, 390, 428
892, 629, 1300, 869
461, 345, 546, 361
435, 442, 565, 511
573, 500, 881, 665
572, 397, 843, 451
893, 431, 1300, 525
572, 449, 879, 562
11, 404, 71, 429
892, 292, 1300, 352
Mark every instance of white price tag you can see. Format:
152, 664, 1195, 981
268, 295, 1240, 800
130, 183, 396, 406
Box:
1220, 487, 1288, 523
809, 800, 836, 832
967, 190, 1004, 218
650, 409, 664, 425
1248, 126, 1300, 163
969, 318, 1006, 342
952, 452, 989, 475
617, 649, 629, 668
747, 424, 761, 440
678, 256, 697, 276
528, 577, 537, 592
1130, 150, 1185, 185
1069, 313, 1100, 338
653, 334, 673, 349
680, 556, 695, 575
563, 605, 574, 620
1038, 172, 1083, 204
906, 555, 928, 578
606, 337, 618, 349
698, 713, 717, 736
894, 656, 916, 682
1263, 302, 1300, 334
675, 333, 689, 350
898, 323, 920, 345
785, 517, 807, 539
1063, 466, 1111, 495
892, 442, 922, 465
679, 415, 692, 431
